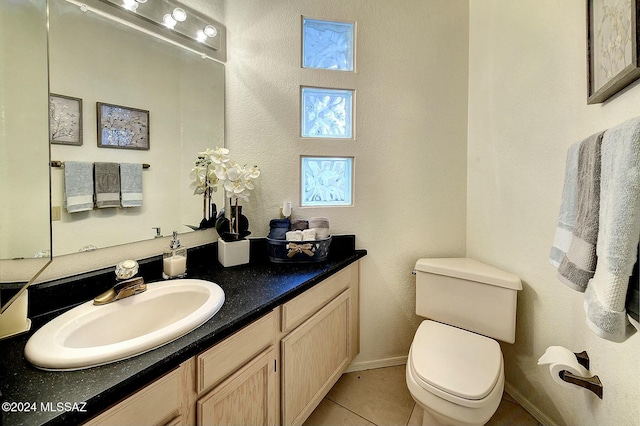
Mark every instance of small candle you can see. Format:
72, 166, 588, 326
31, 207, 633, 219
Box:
163, 255, 186, 277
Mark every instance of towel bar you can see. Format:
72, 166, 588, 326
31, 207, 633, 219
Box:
559, 351, 603, 399
51, 161, 150, 169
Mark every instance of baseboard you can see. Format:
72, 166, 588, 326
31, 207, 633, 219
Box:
344, 356, 408, 373
504, 381, 557, 426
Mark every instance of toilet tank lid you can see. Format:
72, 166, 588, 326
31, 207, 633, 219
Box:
414, 258, 522, 290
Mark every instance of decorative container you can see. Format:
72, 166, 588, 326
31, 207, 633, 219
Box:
217, 238, 250, 267
266, 236, 331, 263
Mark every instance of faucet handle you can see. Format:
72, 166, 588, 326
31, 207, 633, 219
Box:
115, 259, 139, 280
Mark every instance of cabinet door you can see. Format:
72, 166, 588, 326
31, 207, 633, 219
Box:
197, 347, 277, 426
281, 290, 351, 426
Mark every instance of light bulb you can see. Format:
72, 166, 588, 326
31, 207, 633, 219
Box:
172, 8, 187, 22
203, 25, 217, 38
196, 29, 207, 42
162, 13, 176, 28
122, 0, 138, 11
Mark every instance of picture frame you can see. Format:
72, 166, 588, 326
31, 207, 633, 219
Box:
49, 94, 83, 145
587, 0, 640, 104
97, 102, 150, 150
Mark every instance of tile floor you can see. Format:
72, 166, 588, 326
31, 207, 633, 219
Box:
303, 365, 540, 426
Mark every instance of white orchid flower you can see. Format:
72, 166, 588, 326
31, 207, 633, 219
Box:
210, 146, 230, 164
192, 147, 259, 211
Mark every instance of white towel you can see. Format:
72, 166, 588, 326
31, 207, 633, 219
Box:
286, 230, 303, 241
550, 142, 581, 267
120, 163, 143, 207
64, 161, 94, 212
301, 229, 316, 241
584, 116, 640, 342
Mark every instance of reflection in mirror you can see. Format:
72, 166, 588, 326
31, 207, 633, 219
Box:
0, 0, 52, 312
48, 0, 225, 256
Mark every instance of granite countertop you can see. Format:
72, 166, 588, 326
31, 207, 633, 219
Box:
0, 236, 366, 426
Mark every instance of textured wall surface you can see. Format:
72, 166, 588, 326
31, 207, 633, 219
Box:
468, 1, 640, 425
223, 0, 469, 367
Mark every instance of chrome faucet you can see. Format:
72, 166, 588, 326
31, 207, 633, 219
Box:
93, 277, 147, 305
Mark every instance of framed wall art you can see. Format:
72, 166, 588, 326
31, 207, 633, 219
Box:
587, 0, 640, 104
97, 102, 150, 150
49, 94, 83, 145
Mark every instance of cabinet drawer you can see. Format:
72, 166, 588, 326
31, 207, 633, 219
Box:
196, 310, 276, 394
84, 368, 181, 426
281, 263, 356, 333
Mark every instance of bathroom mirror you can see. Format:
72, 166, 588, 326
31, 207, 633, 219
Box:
0, 0, 52, 312
48, 0, 225, 256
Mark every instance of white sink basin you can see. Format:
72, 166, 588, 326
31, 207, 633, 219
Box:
25, 279, 224, 370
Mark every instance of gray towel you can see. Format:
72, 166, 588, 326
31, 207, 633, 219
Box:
584, 116, 640, 342
94, 162, 121, 208
550, 142, 581, 267
64, 161, 94, 213
120, 163, 143, 208
558, 132, 604, 291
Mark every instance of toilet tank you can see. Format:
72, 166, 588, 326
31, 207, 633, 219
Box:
414, 258, 522, 343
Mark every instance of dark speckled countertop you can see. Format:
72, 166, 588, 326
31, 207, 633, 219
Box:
0, 236, 366, 426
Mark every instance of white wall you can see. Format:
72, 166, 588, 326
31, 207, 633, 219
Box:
222, 0, 469, 366
468, 1, 640, 425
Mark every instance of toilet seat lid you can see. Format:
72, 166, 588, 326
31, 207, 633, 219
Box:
410, 320, 502, 400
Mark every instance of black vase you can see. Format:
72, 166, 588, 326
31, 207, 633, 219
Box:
215, 206, 251, 242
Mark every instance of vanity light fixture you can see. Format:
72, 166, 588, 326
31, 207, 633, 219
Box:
89, 0, 224, 56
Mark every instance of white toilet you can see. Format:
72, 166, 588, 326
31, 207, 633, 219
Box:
407, 258, 522, 426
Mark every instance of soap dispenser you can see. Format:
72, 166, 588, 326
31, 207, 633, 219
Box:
163, 231, 187, 279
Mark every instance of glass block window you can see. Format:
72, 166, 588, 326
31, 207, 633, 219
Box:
301, 87, 354, 139
301, 156, 353, 207
302, 17, 354, 71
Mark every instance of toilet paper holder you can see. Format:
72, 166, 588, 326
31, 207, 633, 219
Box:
559, 351, 603, 399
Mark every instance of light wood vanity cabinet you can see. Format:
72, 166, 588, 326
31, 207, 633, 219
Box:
83, 366, 188, 426
195, 310, 279, 426
280, 263, 359, 426
83, 261, 359, 426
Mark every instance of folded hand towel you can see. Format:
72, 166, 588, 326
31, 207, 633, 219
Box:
584, 116, 640, 342
301, 229, 316, 241
286, 230, 303, 241
550, 142, 581, 267
268, 219, 291, 240
94, 162, 121, 208
120, 163, 143, 207
64, 161, 94, 213
290, 220, 309, 231
558, 131, 604, 291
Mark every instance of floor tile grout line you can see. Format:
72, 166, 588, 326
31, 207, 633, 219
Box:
405, 403, 416, 426
325, 397, 380, 426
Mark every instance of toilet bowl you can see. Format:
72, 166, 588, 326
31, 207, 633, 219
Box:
406, 320, 504, 426
408, 258, 521, 426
